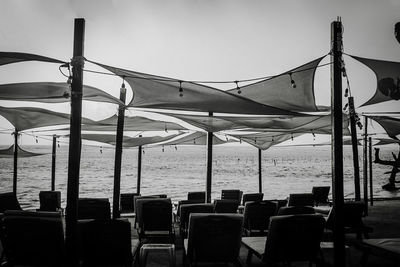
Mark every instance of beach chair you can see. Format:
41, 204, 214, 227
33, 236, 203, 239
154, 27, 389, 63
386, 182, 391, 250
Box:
39, 191, 61, 212
214, 199, 239, 213
179, 203, 214, 238
78, 219, 137, 267
242, 193, 264, 205
120, 193, 140, 216
243, 200, 277, 236
277, 206, 315, 215
77, 198, 111, 220
242, 214, 326, 266
175, 200, 199, 223
1, 210, 66, 266
0, 192, 21, 213
187, 191, 206, 203
287, 193, 315, 207
183, 213, 243, 267
221, 189, 243, 203
312, 186, 331, 206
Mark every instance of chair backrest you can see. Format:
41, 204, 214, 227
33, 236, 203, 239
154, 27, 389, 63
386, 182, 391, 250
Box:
312, 186, 330, 206
179, 204, 214, 237
277, 206, 315, 215
0, 192, 22, 213
1, 210, 65, 266
264, 214, 325, 263
77, 198, 111, 220
186, 213, 243, 263
120, 193, 140, 213
177, 200, 200, 217
142, 199, 173, 233
39, 191, 61, 212
133, 195, 163, 214
287, 193, 315, 207
242, 193, 264, 205
187, 191, 206, 202
221, 190, 243, 203
214, 199, 239, 213
326, 201, 365, 229
79, 219, 132, 266
136, 198, 171, 230
243, 200, 277, 233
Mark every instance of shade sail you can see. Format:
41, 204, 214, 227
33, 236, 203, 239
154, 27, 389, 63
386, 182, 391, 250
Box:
0, 52, 65, 66
90, 61, 298, 115
161, 132, 230, 146
229, 132, 304, 150
0, 106, 95, 131
351, 56, 400, 107
80, 114, 187, 132
374, 138, 400, 146
0, 82, 123, 105
227, 57, 325, 112
81, 133, 182, 147
369, 116, 400, 139
0, 145, 47, 158
279, 139, 362, 147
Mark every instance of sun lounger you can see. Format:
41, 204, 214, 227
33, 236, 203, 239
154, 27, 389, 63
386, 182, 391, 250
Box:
242, 193, 264, 205
179, 203, 214, 238
277, 206, 315, 215
221, 189, 243, 203
187, 191, 206, 203
39, 191, 61, 212
287, 193, 315, 207
243, 200, 277, 236
214, 199, 239, 213
120, 193, 140, 216
77, 198, 111, 220
312, 186, 331, 206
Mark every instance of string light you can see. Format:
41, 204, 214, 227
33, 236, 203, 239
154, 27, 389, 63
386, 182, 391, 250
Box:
344, 88, 349, 97
175, 145, 177, 150
100, 146, 103, 154
35, 136, 38, 143
343, 103, 349, 111
67, 76, 72, 85
272, 136, 275, 142
179, 81, 183, 97
57, 141, 60, 148
312, 131, 316, 141
162, 145, 164, 152
164, 123, 168, 133
239, 138, 242, 144
235, 81, 241, 94
291, 133, 294, 141
289, 73, 296, 88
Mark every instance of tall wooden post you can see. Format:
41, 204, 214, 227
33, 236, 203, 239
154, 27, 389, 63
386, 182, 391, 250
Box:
12, 129, 18, 196
51, 135, 57, 191
206, 112, 213, 203
348, 97, 361, 200
112, 82, 126, 219
258, 148, 262, 193
65, 18, 85, 266
369, 137, 373, 206
363, 116, 369, 214
137, 136, 143, 195
331, 19, 346, 267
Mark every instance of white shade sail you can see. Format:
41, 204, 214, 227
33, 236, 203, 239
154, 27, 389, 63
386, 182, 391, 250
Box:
161, 132, 231, 146
0, 145, 47, 158
229, 132, 304, 150
0, 52, 65, 66
81, 133, 182, 147
369, 116, 400, 139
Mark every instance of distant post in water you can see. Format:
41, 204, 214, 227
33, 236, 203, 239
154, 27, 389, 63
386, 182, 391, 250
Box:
51, 134, 57, 191
348, 96, 361, 201
65, 18, 85, 266
137, 137, 142, 195
206, 112, 213, 203
13, 129, 18, 196
112, 81, 127, 219
258, 148, 262, 193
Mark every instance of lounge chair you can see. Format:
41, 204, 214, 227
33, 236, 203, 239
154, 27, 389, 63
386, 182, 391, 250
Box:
1, 210, 66, 266
187, 191, 206, 203
0, 192, 21, 213
277, 206, 315, 215
242, 193, 264, 205
175, 200, 200, 222
243, 200, 277, 236
179, 203, 214, 238
120, 193, 140, 216
287, 193, 315, 207
214, 199, 239, 214
242, 214, 326, 266
312, 186, 331, 206
183, 213, 243, 267
77, 198, 111, 220
39, 191, 61, 212
221, 189, 243, 203
78, 219, 137, 267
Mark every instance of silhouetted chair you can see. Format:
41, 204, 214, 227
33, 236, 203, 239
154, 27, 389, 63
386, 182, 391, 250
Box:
0, 192, 21, 213
39, 191, 61, 212
326, 201, 373, 239
120, 193, 140, 215
243, 200, 277, 236
175, 200, 198, 221
242, 214, 326, 266
79, 219, 137, 267
187, 191, 206, 203
287, 193, 315, 207
221, 190, 243, 203
183, 213, 243, 267
242, 193, 264, 205
214, 199, 239, 214
277, 206, 315, 215
77, 198, 111, 220
179, 203, 214, 238
312, 186, 331, 206
1, 210, 66, 266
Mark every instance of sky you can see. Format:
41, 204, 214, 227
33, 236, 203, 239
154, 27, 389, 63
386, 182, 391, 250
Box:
0, 0, 399, 146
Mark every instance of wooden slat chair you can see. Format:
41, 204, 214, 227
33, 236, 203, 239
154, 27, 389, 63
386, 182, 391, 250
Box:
39, 191, 61, 212
214, 199, 239, 214
243, 200, 277, 236
0, 192, 21, 213
277, 206, 315, 215
179, 203, 214, 238
242, 214, 326, 266
312, 186, 331, 206
183, 213, 243, 267
77, 198, 111, 220
287, 193, 315, 207
1, 210, 66, 266
242, 193, 264, 206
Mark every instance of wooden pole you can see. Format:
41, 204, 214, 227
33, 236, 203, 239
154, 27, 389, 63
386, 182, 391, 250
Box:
206, 112, 213, 203
348, 97, 361, 201
258, 148, 262, 193
65, 18, 85, 266
112, 82, 126, 219
369, 136, 373, 206
331, 19, 346, 267
137, 137, 142, 195
12, 129, 18, 196
363, 116, 369, 214
51, 135, 57, 191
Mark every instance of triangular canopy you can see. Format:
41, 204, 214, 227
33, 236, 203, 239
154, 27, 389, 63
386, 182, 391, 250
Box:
161, 132, 230, 146
369, 116, 400, 139
0, 82, 123, 105
374, 138, 400, 146
227, 57, 325, 112
90, 60, 299, 115
351, 55, 400, 107
0, 145, 47, 158
0, 52, 65, 66
0, 106, 95, 131
229, 132, 304, 150
81, 133, 182, 147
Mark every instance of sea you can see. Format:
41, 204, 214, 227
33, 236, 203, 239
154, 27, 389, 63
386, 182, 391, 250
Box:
1, 144, 399, 210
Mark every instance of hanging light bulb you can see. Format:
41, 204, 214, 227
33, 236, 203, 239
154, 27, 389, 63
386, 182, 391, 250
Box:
344, 88, 349, 97
343, 103, 349, 111
162, 146, 165, 152
312, 131, 316, 141
57, 141, 60, 148
291, 133, 294, 141
357, 121, 363, 130
179, 81, 183, 97
35, 136, 38, 143
100, 146, 103, 154
67, 76, 73, 85
235, 81, 241, 94
193, 139, 196, 144
341, 67, 347, 77
164, 123, 168, 133
289, 73, 296, 88
143, 149, 145, 154
271, 136, 274, 142
175, 145, 177, 150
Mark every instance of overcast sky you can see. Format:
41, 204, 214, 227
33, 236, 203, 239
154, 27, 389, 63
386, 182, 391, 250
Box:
0, 0, 399, 145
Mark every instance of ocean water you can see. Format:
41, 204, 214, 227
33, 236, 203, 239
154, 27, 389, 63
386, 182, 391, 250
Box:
1, 144, 399, 209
